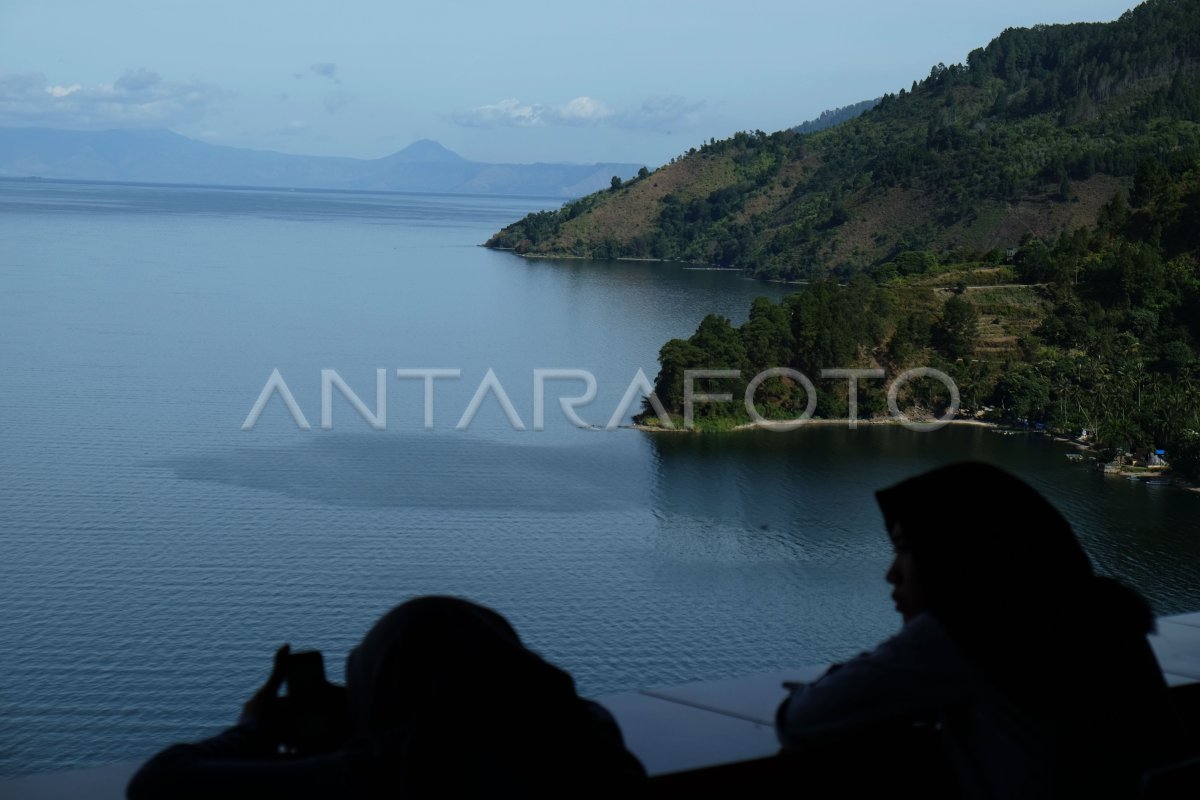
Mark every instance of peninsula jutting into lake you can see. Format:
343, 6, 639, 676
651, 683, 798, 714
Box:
487, 0, 1200, 483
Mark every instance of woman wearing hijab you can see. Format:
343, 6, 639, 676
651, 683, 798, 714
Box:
127, 596, 646, 799
776, 461, 1187, 799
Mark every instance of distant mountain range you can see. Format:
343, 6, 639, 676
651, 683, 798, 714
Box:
0, 128, 643, 198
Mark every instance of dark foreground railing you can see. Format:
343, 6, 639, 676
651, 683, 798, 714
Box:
3, 613, 1199, 799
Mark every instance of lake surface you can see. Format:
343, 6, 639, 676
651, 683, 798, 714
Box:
1, 180, 1198, 776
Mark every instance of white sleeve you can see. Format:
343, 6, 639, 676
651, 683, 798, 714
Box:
776, 613, 976, 746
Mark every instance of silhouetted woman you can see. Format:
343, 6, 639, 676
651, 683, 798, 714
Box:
128, 596, 646, 798
776, 461, 1186, 799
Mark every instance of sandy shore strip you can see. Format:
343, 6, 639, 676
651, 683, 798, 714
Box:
628, 417, 1004, 433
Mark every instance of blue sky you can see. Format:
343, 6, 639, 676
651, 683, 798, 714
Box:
0, 0, 1137, 166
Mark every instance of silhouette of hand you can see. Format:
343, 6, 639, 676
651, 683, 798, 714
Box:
240, 644, 290, 729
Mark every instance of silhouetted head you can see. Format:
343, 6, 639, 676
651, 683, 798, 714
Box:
876, 461, 1094, 627
340, 596, 645, 796
344, 595, 576, 737
875, 461, 1155, 704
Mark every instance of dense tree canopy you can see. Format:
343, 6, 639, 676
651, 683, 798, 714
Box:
640, 161, 1200, 478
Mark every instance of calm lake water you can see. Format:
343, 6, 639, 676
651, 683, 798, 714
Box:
1, 180, 1198, 776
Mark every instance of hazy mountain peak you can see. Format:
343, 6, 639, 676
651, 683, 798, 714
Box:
386, 139, 468, 164
0, 127, 640, 197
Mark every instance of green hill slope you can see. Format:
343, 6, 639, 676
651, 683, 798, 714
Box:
486, 0, 1200, 280
632, 159, 1200, 479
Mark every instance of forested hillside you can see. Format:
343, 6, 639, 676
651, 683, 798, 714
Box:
639, 163, 1200, 478
485, 0, 1200, 478
790, 99, 880, 134
487, 0, 1200, 280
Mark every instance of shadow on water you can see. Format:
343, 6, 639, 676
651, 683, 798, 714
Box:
159, 432, 653, 512
158, 424, 1200, 611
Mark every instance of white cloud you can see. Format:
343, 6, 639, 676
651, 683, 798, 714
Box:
451, 96, 614, 127
0, 69, 222, 129
557, 96, 614, 123
452, 97, 544, 127
451, 94, 702, 131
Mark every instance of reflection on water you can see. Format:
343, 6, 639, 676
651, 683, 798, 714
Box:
648, 426, 1200, 611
